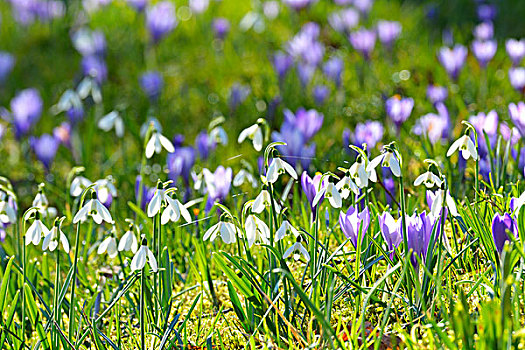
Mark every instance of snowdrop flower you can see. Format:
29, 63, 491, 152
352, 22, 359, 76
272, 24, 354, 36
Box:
145, 131, 175, 158
446, 134, 478, 160
203, 221, 238, 244
42, 219, 70, 253
414, 171, 442, 188
251, 190, 281, 214
98, 235, 118, 258
430, 188, 458, 217
32, 185, 57, 218
70, 176, 92, 197
266, 158, 298, 183
161, 195, 192, 224
275, 220, 300, 241
77, 77, 102, 104
118, 225, 139, 253
147, 183, 166, 217
209, 126, 228, 146
283, 235, 310, 262
245, 215, 270, 247
73, 192, 114, 224
335, 174, 359, 199
238, 123, 263, 151
312, 182, 342, 208
233, 169, 258, 188
349, 155, 377, 188
367, 148, 401, 177
98, 111, 124, 137
94, 178, 117, 205
131, 238, 158, 272
0, 197, 16, 225
25, 212, 49, 246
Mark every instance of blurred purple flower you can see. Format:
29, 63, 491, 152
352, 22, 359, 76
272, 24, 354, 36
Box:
282, 0, 314, 10
195, 131, 216, 159
386, 96, 414, 129
345, 120, 384, 149
492, 213, 517, 253
477, 4, 496, 21
287, 23, 324, 66
146, 1, 177, 43
506, 39, 525, 66
349, 29, 376, 59
167, 139, 196, 185
413, 102, 450, 145
509, 102, 525, 136
426, 85, 448, 105
353, 0, 373, 14
509, 67, 525, 92
377, 20, 402, 46
203, 166, 232, 211
189, 0, 209, 14
379, 211, 401, 258
72, 29, 106, 57
81, 55, 107, 84
272, 126, 316, 169
283, 108, 323, 142
53, 122, 71, 148
323, 56, 344, 86
438, 44, 467, 80
140, 71, 163, 101
296, 62, 315, 87
0, 52, 15, 82
135, 175, 155, 211
229, 83, 251, 110
212, 18, 230, 40
328, 8, 359, 34
10, 88, 43, 139
473, 21, 493, 41
127, 0, 147, 11
313, 85, 329, 105
30, 134, 59, 169
472, 39, 496, 67
500, 122, 520, 145
272, 51, 294, 79
339, 205, 370, 248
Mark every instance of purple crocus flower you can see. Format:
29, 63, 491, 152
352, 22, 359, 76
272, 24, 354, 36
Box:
283, 108, 323, 142
296, 63, 315, 87
140, 71, 163, 101
378, 211, 401, 258
468, 110, 498, 156
413, 102, 450, 145
67, 105, 84, 125
406, 211, 433, 267
313, 85, 329, 105
30, 134, 59, 170
146, 1, 177, 43
377, 20, 402, 47
386, 96, 414, 129
438, 44, 467, 80
272, 51, 294, 80
323, 57, 344, 86
53, 122, 71, 148
282, 0, 314, 10
0, 52, 15, 82
81, 55, 107, 84
500, 122, 520, 146
127, 0, 147, 11
426, 85, 448, 105
10, 88, 43, 139
345, 120, 384, 149
349, 29, 376, 59
509, 102, 525, 136
301, 171, 327, 213
506, 39, 525, 66
509, 68, 525, 92
287, 23, 324, 67
135, 175, 155, 211
328, 8, 359, 34
72, 29, 106, 57
473, 21, 493, 41
492, 213, 517, 254
272, 126, 316, 169
167, 140, 196, 185
354, 0, 373, 14
212, 18, 230, 40
203, 166, 232, 211
472, 40, 497, 67
477, 4, 496, 21
339, 205, 370, 248
195, 131, 216, 159
229, 83, 251, 110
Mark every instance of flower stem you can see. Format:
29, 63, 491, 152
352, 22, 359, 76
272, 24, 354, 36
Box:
68, 222, 82, 342
53, 248, 61, 349
140, 268, 146, 350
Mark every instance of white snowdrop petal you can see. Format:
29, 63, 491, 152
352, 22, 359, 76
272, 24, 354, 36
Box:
145, 136, 156, 158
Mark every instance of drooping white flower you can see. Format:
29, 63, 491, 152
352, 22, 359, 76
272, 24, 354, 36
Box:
161, 196, 192, 224
430, 189, 459, 217
414, 171, 442, 188
147, 186, 165, 217
73, 193, 114, 224
98, 111, 124, 137
77, 77, 102, 103
203, 221, 238, 244
336, 175, 359, 199
312, 182, 342, 208
266, 158, 298, 183
25, 213, 49, 246
367, 150, 401, 177
118, 228, 138, 253
233, 169, 258, 188
283, 237, 310, 262
349, 157, 377, 188
145, 132, 175, 159
131, 240, 158, 272
275, 220, 300, 241
209, 126, 228, 145
94, 178, 117, 204
32, 189, 57, 218
0, 199, 16, 225
97, 236, 118, 258
42, 223, 70, 253
245, 215, 270, 247
446, 134, 478, 160
70, 176, 92, 197
251, 190, 281, 214
238, 124, 263, 151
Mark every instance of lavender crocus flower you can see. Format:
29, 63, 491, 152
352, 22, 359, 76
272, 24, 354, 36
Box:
413, 102, 450, 145
506, 39, 525, 66
426, 85, 448, 105
345, 120, 384, 149
81, 55, 107, 84
272, 126, 316, 169
509, 102, 525, 136
500, 122, 520, 146
468, 110, 498, 156
328, 8, 359, 34
167, 138, 196, 186
472, 40, 497, 67
301, 171, 327, 213
282, 0, 313, 10
378, 211, 401, 257
323, 57, 343, 86
477, 4, 496, 21
353, 0, 373, 14
195, 130, 216, 159
212, 18, 230, 40
135, 175, 155, 211
283, 108, 323, 142
146, 1, 177, 43
203, 166, 232, 211
0, 53, 15, 82
72, 29, 106, 57
140, 71, 163, 101
272, 51, 294, 80
339, 205, 370, 248
127, 0, 147, 11
492, 213, 517, 253
473, 21, 493, 41
229, 83, 251, 110
386, 96, 414, 129
349, 29, 376, 59
438, 45, 467, 80
509, 68, 525, 92
313, 85, 329, 105
53, 122, 71, 148
189, 0, 209, 14
377, 20, 402, 47
10, 88, 43, 139
406, 211, 433, 267
287, 23, 324, 66
30, 134, 59, 169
